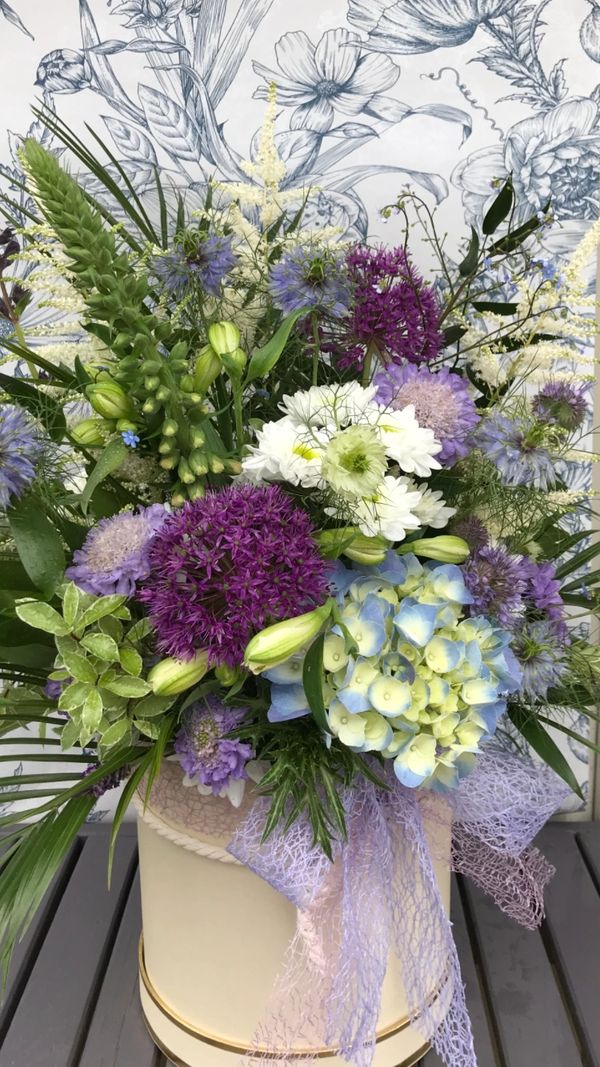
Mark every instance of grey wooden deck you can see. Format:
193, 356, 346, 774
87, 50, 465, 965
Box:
0, 822, 598, 1067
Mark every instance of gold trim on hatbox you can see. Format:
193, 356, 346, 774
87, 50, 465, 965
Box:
142, 1011, 431, 1067
139, 935, 441, 1060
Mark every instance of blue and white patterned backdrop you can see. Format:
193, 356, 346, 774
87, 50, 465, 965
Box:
0, 0, 598, 817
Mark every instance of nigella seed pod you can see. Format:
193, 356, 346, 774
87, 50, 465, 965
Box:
581, 8, 600, 61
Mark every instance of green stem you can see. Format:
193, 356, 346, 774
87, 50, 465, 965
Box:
0, 279, 38, 379
361, 341, 378, 388
213, 375, 233, 452
232, 379, 245, 457
311, 312, 321, 386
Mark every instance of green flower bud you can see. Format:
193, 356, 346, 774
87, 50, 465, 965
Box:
155, 385, 172, 403
187, 482, 205, 501
178, 457, 195, 484
148, 651, 210, 696
160, 452, 180, 470
209, 455, 225, 474
397, 535, 470, 563
221, 348, 247, 379
194, 345, 222, 393
144, 375, 160, 392
189, 449, 208, 475
179, 375, 194, 394
87, 381, 136, 421
70, 418, 106, 447
208, 321, 241, 356
244, 600, 334, 674
344, 534, 389, 565
189, 426, 205, 449
214, 664, 245, 687
162, 418, 179, 437
143, 397, 160, 415
116, 419, 138, 433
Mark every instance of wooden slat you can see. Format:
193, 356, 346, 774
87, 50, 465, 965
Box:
78, 870, 158, 1067
0, 836, 81, 1045
420, 877, 499, 1067
577, 825, 600, 887
0, 831, 137, 1067
461, 878, 582, 1067
538, 825, 600, 1066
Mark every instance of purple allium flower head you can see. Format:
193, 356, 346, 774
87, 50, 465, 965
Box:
139, 484, 329, 666
0, 404, 40, 509
475, 412, 557, 490
532, 381, 589, 433
335, 245, 442, 370
152, 232, 237, 298
512, 620, 568, 699
463, 544, 529, 626
174, 697, 253, 796
66, 504, 168, 596
374, 363, 479, 465
269, 246, 351, 317
84, 763, 130, 799
451, 516, 489, 553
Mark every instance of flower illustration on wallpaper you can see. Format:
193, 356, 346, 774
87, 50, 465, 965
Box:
0, 0, 32, 39
36, 49, 93, 95
108, 0, 201, 27
347, 0, 518, 53
253, 29, 399, 132
454, 99, 600, 225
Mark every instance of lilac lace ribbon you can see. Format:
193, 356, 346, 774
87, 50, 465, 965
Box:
228, 749, 569, 1066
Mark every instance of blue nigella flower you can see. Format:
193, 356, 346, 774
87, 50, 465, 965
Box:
0, 404, 40, 509
474, 412, 556, 491
269, 246, 351, 317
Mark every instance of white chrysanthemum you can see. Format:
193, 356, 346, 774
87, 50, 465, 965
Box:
407, 481, 456, 530
281, 383, 379, 430
376, 404, 441, 478
326, 476, 423, 542
242, 416, 325, 487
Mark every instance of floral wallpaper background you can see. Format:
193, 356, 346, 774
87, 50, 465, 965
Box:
0, 0, 599, 818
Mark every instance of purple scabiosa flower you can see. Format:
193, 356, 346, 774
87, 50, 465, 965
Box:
269, 246, 351, 317
463, 544, 529, 626
522, 558, 568, 640
374, 363, 479, 465
174, 697, 253, 805
474, 412, 557, 490
532, 381, 589, 433
451, 516, 489, 553
0, 405, 40, 509
139, 485, 329, 667
66, 504, 168, 596
44, 678, 66, 701
512, 620, 568, 699
334, 245, 442, 370
152, 233, 237, 298
83, 763, 130, 799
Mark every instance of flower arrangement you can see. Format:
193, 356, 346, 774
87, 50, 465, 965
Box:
0, 99, 599, 1059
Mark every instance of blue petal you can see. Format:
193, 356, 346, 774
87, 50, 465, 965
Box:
394, 599, 439, 646
267, 684, 310, 722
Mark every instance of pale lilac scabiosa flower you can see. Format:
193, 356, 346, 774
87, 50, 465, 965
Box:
139, 485, 329, 667
332, 245, 442, 370
512, 620, 568, 700
463, 544, 529, 627
523, 558, 568, 641
269, 247, 351, 316
153, 233, 237, 298
0, 405, 40, 509
174, 698, 254, 806
475, 412, 556, 490
66, 504, 167, 596
451, 516, 489, 553
532, 381, 589, 433
374, 364, 479, 465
